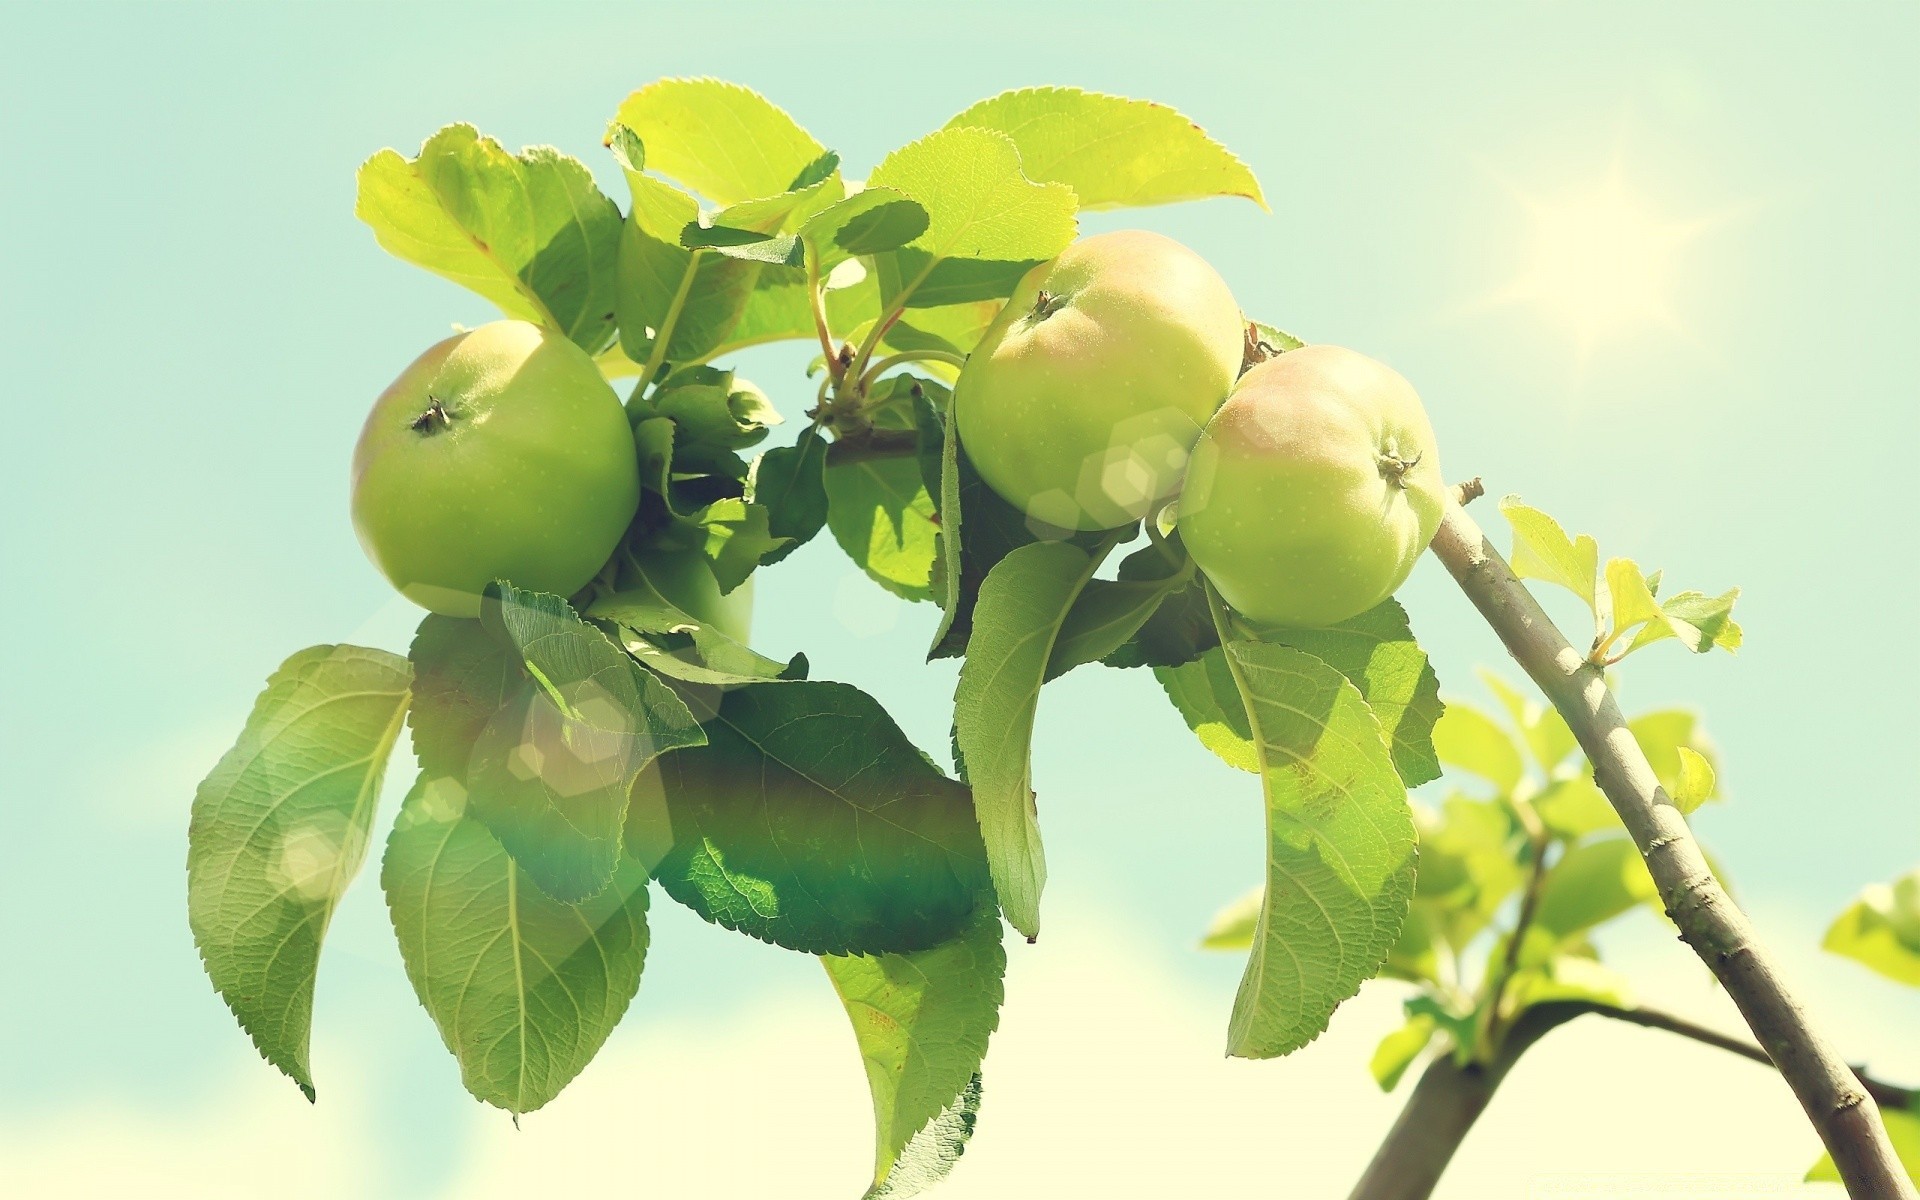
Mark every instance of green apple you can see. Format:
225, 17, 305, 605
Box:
1178, 345, 1445, 628
351, 320, 641, 617
955, 229, 1245, 531
632, 546, 754, 643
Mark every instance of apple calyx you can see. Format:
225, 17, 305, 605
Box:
410, 397, 453, 436
1377, 447, 1421, 489
1027, 289, 1070, 323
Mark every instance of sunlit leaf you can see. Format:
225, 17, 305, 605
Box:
1369, 1013, 1437, 1092
187, 645, 412, 1099
1822, 870, 1920, 987
356, 125, 621, 351
382, 776, 649, 1114
1500, 496, 1598, 610
945, 87, 1264, 211
823, 907, 1005, 1199
953, 540, 1109, 938
1217, 640, 1416, 1058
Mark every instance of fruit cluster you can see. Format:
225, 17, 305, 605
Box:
955, 229, 1446, 628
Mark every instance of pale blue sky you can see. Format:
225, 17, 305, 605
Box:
3, 3, 1916, 1196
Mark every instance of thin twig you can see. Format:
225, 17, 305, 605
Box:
1426, 486, 1914, 1199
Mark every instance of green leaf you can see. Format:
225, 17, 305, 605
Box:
641, 367, 781, 476
1248, 321, 1307, 357
928, 388, 969, 656
1155, 647, 1256, 774
804, 187, 930, 270
1249, 600, 1444, 788
690, 498, 787, 593
1672, 746, 1714, 813
1479, 668, 1578, 774
612, 170, 760, 371
1418, 796, 1525, 926
826, 432, 940, 603
612, 78, 829, 207
944, 87, 1265, 211
1503, 955, 1635, 1015
1198, 885, 1263, 951
1103, 568, 1216, 670
381, 775, 650, 1115
1216, 640, 1417, 1058
1603, 557, 1743, 660
927, 429, 1111, 660
1534, 838, 1658, 940
647, 681, 991, 955
749, 426, 830, 566
953, 540, 1109, 938
1500, 496, 1598, 610
823, 907, 1005, 1199
187, 645, 412, 1100
1431, 701, 1525, 794
1808, 1105, 1920, 1184
1369, 1014, 1437, 1092
437, 588, 705, 903
866, 126, 1078, 311
589, 568, 795, 689
1627, 710, 1715, 802
1822, 869, 1920, 987
355, 124, 621, 352
1048, 549, 1192, 680
1533, 775, 1619, 840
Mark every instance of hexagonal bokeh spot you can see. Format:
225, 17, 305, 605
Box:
507, 739, 547, 782
1023, 487, 1086, 537
562, 681, 634, 767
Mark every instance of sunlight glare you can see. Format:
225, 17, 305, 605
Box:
1496, 167, 1713, 359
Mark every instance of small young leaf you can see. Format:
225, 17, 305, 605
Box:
1532, 775, 1619, 840
1216, 640, 1417, 1058
952, 540, 1109, 938
1499, 496, 1599, 609
1198, 885, 1264, 951
749, 426, 830, 566
647, 681, 991, 955
822, 907, 1005, 1199
1368, 1013, 1437, 1092
356, 125, 621, 352
1478, 668, 1578, 774
1807, 1105, 1920, 1184
611, 78, 829, 207
187, 645, 412, 1100
381, 776, 650, 1115
1627, 709, 1714, 801
1821, 870, 1920, 987
1672, 746, 1715, 813
1534, 838, 1658, 940
944, 87, 1265, 211
1431, 701, 1525, 794
1502, 955, 1635, 1016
